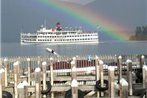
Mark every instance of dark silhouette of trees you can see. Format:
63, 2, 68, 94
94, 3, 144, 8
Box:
130, 26, 147, 40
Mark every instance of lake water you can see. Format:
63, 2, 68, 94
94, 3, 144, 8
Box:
1, 41, 147, 57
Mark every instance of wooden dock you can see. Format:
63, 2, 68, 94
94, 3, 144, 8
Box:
0, 55, 147, 98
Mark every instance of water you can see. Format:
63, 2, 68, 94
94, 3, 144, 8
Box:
1, 41, 147, 57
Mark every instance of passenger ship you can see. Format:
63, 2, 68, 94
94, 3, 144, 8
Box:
20, 23, 99, 45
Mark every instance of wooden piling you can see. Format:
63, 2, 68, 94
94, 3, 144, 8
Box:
42, 61, 47, 98
118, 56, 122, 83
27, 58, 31, 86
120, 78, 128, 98
71, 57, 78, 98
143, 65, 147, 88
71, 79, 78, 98
17, 82, 25, 98
126, 59, 133, 95
95, 56, 100, 98
13, 61, 19, 98
144, 66, 147, 98
108, 66, 115, 98
99, 60, 104, 96
35, 67, 41, 98
50, 57, 54, 98
0, 68, 5, 98
4, 58, 8, 87
140, 55, 145, 68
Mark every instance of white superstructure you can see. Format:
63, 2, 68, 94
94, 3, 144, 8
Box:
20, 23, 99, 45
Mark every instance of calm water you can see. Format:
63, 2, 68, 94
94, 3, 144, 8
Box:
1, 41, 147, 57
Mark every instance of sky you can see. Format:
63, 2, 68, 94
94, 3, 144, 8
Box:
1, 0, 147, 42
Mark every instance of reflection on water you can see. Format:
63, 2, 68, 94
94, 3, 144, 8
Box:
1, 41, 147, 57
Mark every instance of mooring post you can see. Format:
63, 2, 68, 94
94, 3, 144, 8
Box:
22, 80, 29, 98
17, 82, 25, 98
24, 86, 28, 98
50, 57, 54, 98
118, 56, 122, 83
42, 61, 47, 98
27, 58, 31, 86
126, 59, 133, 96
120, 78, 128, 98
99, 60, 104, 96
108, 66, 115, 98
13, 61, 19, 98
71, 57, 77, 79
71, 79, 78, 98
35, 67, 41, 98
71, 57, 78, 98
143, 65, 147, 88
0, 68, 5, 98
144, 66, 147, 98
140, 55, 145, 68
4, 58, 8, 87
0, 73, 2, 98
95, 56, 100, 98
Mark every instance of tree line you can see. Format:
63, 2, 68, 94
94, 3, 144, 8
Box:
130, 26, 147, 40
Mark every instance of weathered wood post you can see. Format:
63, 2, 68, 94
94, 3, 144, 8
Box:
17, 82, 25, 98
140, 55, 145, 68
71, 57, 78, 98
108, 66, 115, 98
118, 56, 122, 83
126, 59, 133, 95
0, 72, 2, 98
27, 58, 31, 86
17, 80, 29, 98
35, 67, 41, 98
144, 65, 147, 98
4, 58, 8, 87
71, 79, 78, 98
13, 61, 20, 98
95, 56, 100, 98
50, 57, 54, 98
0, 68, 5, 98
22, 80, 29, 98
120, 78, 128, 98
99, 60, 104, 96
42, 61, 47, 98
143, 65, 147, 88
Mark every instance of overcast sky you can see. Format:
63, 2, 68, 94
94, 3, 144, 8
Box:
1, 0, 147, 42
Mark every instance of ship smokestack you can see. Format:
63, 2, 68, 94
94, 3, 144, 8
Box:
56, 22, 62, 31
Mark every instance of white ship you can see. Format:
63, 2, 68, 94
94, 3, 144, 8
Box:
20, 23, 99, 45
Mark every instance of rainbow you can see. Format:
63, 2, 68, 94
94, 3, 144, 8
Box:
35, 0, 130, 41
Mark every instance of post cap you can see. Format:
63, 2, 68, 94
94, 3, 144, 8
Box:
71, 79, 78, 87
99, 60, 104, 65
0, 68, 5, 73
118, 56, 122, 59
27, 58, 30, 61
22, 80, 29, 86
72, 57, 76, 61
126, 59, 132, 63
143, 65, 147, 70
4, 58, 8, 62
17, 83, 24, 88
141, 55, 145, 59
13, 61, 19, 66
120, 78, 128, 86
35, 67, 41, 72
95, 56, 99, 59
71, 60, 76, 65
42, 61, 47, 66
50, 57, 53, 61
